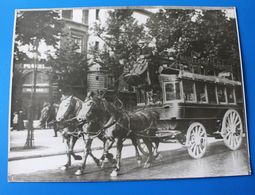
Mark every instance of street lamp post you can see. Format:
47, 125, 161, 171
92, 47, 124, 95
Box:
24, 38, 39, 148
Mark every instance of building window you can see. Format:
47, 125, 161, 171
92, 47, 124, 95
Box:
62, 10, 73, 20
96, 9, 100, 20
72, 10, 83, 23
104, 76, 108, 88
36, 72, 50, 84
72, 35, 83, 53
82, 10, 89, 24
96, 76, 99, 80
95, 41, 99, 51
23, 72, 49, 85
107, 76, 114, 89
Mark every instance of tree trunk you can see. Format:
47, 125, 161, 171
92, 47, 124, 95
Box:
24, 39, 39, 148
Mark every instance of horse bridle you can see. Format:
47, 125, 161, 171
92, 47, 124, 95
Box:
85, 100, 100, 122
77, 99, 115, 139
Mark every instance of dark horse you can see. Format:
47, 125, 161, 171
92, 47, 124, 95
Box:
76, 97, 159, 176
39, 103, 59, 137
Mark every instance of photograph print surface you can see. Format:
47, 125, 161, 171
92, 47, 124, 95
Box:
8, 6, 250, 182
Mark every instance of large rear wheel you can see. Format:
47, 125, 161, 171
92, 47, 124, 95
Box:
186, 122, 207, 159
221, 109, 243, 150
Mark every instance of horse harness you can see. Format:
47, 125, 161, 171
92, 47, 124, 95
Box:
106, 110, 158, 140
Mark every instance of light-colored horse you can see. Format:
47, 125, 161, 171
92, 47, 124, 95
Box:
56, 95, 101, 170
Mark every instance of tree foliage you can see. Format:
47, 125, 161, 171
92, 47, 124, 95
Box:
47, 37, 88, 94
90, 10, 145, 85
14, 10, 89, 97
14, 10, 63, 63
146, 9, 240, 77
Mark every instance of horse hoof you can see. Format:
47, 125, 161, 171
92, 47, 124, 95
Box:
75, 169, 83, 176
74, 155, 82, 160
60, 165, 68, 171
137, 160, 142, 166
143, 163, 151, 169
110, 170, 118, 177
95, 160, 102, 169
156, 153, 163, 161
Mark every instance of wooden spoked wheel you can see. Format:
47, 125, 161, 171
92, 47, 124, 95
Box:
186, 122, 207, 159
221, 109, 243, 150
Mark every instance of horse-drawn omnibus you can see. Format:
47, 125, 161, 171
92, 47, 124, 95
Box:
136, 69, 245, 159
53, 63, 246, 177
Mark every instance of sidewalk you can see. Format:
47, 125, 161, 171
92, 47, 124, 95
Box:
9, 129, 184, 161
9, 129, 108, 161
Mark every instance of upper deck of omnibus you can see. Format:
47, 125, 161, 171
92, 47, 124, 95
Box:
160, 69, 241, 106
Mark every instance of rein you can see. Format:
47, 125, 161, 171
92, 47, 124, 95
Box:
47, 116, 78, 126
65, 116, 77, 123
47, 120, 56, 126
83, 128, 104, 139
61, 128, 82, 138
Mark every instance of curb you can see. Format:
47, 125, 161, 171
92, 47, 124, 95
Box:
8, 143, 134, 161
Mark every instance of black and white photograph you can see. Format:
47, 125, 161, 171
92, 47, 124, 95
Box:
8, 6, 251, 182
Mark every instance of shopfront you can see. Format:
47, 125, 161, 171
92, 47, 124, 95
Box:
21, 71, 51, 120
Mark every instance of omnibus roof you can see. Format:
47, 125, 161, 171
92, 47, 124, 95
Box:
160, 71, 242, 86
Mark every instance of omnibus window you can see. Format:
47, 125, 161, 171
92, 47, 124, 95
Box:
227, 86, 235, 103
165, 83, 180, 101
207, 84, 217, 104
196, 82, 207, 103
236, 86, 243, 104
183, 81, 196, 102
217, 85, 226, 103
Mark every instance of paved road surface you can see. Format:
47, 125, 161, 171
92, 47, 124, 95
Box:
9, 141, 250, 182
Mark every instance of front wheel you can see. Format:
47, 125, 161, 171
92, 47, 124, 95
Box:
186, 122, 207, 159
221, 109, 243, 150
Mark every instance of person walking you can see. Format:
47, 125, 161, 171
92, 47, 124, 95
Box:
12, 112, 18, 130
17, 110, 25, 131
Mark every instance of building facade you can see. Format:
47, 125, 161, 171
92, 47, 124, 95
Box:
86, 9, 154, 110
12, 9, 89, 120
12, 8, 155, 120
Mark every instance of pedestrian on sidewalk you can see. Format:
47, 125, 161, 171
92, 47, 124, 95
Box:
17, 110, 25, 131
12, 112, 18, 130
